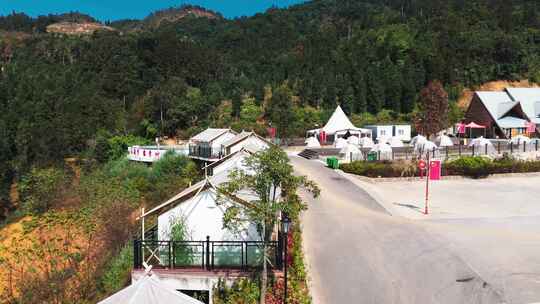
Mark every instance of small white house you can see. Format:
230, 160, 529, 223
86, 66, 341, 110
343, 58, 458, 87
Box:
365, 125, 411, 142
189, 128, 237, 160
220, 131, 271, 156
365, 125, 394, 141
393, 125, 412, 141
143, 178, 260, 243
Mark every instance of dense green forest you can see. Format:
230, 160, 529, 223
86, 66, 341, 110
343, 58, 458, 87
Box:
0, 0, 540, 218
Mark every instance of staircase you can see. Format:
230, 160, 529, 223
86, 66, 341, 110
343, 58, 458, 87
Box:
298, 149, 320, 160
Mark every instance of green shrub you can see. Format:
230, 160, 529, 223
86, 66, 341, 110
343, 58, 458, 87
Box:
444, 156, 492, 178
19, 167, 67, 214
98, 244, 133, 297
340, 161, 417, 178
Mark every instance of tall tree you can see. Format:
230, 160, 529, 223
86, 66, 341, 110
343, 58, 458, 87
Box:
415, 80, 449, 136
219, 146, 319, 304
266, 83, 295, 139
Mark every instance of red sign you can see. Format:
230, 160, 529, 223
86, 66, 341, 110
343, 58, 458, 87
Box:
429, 160, 441, 180
267, 127, 276, 138
418, 160, 426, 170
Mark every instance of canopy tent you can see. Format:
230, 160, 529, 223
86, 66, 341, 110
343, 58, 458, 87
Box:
377, 136, 390, 144
305, 136, 321, 148
359, 136, 374, 148
466, 122, 487, 138
347, 135, 360, 145
509, 135, 531, 145
469, 137, 496, 155
370, 143, 393, 160
415, 140, 438, 157
388, 137, 404, 148
340, 143, 363, 162
410, 135, 427, 147
98, 274, 204, 304
334, 137, 348, 149
308, 106, 370, 139
436, 135, 454, 147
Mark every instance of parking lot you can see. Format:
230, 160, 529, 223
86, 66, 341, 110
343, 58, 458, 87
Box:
347, 174, 540, 220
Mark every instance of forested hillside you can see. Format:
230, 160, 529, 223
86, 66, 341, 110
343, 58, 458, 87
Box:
1, 0, 540, 218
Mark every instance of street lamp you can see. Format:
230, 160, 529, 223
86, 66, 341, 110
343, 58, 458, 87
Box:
282, 214, 291, 304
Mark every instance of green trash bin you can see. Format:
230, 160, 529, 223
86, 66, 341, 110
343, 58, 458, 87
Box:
327, 157, 339, 169
367, 152, 377, 161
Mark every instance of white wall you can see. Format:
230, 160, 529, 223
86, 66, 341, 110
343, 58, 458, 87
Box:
394, 125, 411, 141
377, 126, 394, 139
229, 136, 269, 154
157, 188, 260, 242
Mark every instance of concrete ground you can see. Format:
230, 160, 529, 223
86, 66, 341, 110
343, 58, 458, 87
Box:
291, 155, 540, 304
345, 174, 540, 220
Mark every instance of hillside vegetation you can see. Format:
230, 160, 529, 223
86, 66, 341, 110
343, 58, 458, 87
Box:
0, 0, 539, 231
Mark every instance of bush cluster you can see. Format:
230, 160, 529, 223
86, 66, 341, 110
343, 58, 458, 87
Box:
341, 156, 540, 179
340, 160, 418, 178
445, 156, 540, 178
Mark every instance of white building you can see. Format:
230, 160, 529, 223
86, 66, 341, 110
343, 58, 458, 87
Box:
365, 125, 411, 142
220, 131, 271, 156
189, 128, 237, 161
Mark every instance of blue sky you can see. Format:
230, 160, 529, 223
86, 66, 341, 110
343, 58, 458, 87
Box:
0, 0, 307, 21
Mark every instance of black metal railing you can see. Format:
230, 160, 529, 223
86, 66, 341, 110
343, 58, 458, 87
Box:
134, 237, 281, 271
188, 144, 223, 159
361, 140, 540, 161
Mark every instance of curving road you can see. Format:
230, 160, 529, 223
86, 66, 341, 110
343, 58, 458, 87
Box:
291, 156, 505, 304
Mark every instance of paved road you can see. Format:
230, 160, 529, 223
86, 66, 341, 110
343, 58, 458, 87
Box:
291, 156, 504, 304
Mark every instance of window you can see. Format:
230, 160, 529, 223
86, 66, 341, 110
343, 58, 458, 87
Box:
380, 130, 386, 136
398, 129, 404, 135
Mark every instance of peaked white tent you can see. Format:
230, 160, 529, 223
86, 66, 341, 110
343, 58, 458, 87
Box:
308, 106, 371, 138
98, 274, 204, 304
436, 135, 454, 147
411, 135, 427, 147
334, 137, 348, 149
340, 143, 363, 162
509, 135, 531, 145
347, 135, 360, 145
305, 136, 321, 148
359, 137, 374, 148
469, 137, 496, 155
370, 143, 393, 160
388, 137, 404, 148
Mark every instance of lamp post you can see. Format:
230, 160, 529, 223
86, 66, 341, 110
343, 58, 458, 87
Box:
282, 214, 291, 304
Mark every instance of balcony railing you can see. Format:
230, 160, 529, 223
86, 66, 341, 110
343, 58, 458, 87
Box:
133, 237, 282, 271
188, 144, 223, 160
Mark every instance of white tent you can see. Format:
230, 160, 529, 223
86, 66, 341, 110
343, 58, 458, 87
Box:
347, 135, 360, 145
370, 143, 393, 160
388, 137, 404, 148
509, 135, 531, 145
305, 136, 321, 148
436, 135, 454, 147
469, 137, 496, 155
334, 137, 348, 149
411, 135, 427, 146
359, 137, 374, 148
340, 143, 363, 162
377, 136, 390, 144
321, 105, 356, 134
98, 274, 204, 304
415, 141, 438, 157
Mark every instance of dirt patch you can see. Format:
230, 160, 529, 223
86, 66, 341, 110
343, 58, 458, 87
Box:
457, 80, 540, 109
